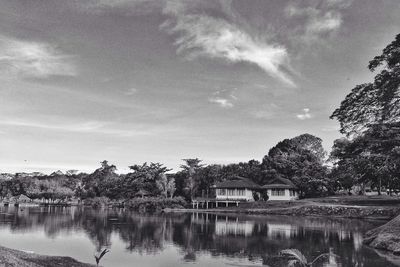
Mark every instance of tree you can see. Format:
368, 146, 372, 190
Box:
180, 158, 204, 200
262, 134, 331, 198
123, 162, 171, 198
331, 33, 400, 135
82, 160, 119, 198
330, 122, 400, 195
156, 173, 176, 198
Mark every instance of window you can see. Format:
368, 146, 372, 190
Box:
237, 189, 245, 196
218, 189, 226, 196
227, 189, 235, 196
271, 189, 285, 196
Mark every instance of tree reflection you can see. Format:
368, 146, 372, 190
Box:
0, 206, 392, 267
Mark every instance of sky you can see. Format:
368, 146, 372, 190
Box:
0, 0, 399, 174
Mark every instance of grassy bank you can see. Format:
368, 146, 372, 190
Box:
364, 214, 400, 255
169, 196, 400, 220
0, 246, 94, 267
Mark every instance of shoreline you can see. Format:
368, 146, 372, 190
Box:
0, 246, 95, 267
164, 202, 400, 221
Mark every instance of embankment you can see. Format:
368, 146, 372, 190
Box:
167, 202, 400, 220
0, 246, 95, 267
363, 214, 400, 255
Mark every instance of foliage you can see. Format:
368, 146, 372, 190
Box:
94, 248, 109, 267
82, 160, 119, 198
279, 248, 337, 267
125, 197, 187, 213
84, 197, 110, 208
262, 134, 331, 198
179, 158, 205, 199
331, 33, 400, 135
330, 122, 400, 194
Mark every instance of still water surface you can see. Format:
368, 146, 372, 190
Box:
0, 206, 398, 267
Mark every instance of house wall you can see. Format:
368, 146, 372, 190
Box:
267, 189, 298, 201
215, 188, 255, 201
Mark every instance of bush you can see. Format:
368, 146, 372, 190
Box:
125, 197, 187, 213
83, 196, 110, 208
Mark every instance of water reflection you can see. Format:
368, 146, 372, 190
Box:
0, 206, 396, 267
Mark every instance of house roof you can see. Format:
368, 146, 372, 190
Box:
214, 177, 261, 189
262, 177, 297, 189
18, 194, 31, 200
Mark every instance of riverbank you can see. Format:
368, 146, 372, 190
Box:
166, 197, 400, 220
0, 246, 95, 267
364, 214, 400, 255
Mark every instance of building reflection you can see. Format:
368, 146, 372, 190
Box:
0, 206, 390, 267
214, 215, 254, 236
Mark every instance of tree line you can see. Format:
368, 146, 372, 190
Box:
0, 33, 399, 202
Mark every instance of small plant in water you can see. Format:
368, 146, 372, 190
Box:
279, 248, 338, 267
94, 248, 110, 267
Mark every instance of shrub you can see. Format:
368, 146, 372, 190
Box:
125, 197, 187, 213
84, 196, 110, 208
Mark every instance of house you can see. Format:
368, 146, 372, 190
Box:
214, 176, 261, 202
262, 178, 299, 201
17, 194, 32, 203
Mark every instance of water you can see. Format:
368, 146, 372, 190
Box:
0, 206, 398, 267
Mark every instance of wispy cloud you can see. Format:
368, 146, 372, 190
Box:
285, 1, 350, 43
208, 89, 237, 108
296, 108, 313, 120
81, 1, 300, 86
125, 87, 138, 95
0, 119, 149, 137
161, 1, 295, 87
250, 103, 279, 119
0, 35, 77, 79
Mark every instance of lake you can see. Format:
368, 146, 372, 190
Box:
0, 206, 398, 267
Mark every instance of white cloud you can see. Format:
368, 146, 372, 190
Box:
208, 89, 237, 108
296, 108, 312, 120
162, 2, 295, 87
250, 103, 279, 119
285, 1, 349, 43
81, 1, 295, 86
208, 97, 234, 108
0, 35, 76, 79
0, 119, 148, 137
125, 87, 138, 95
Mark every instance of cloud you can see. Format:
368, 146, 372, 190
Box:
296, 108, 312, 120
285, 1, 350, 43
161, 2, 295, 87
250, 103, 279, 119
0, 35, 77, 79
81, 0, 296, 86
208, 89, 237, 108
209, 97, 234, 108
125, 87, 138, 95
0, 119, 148, 137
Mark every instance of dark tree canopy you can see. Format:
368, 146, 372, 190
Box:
331, 33, 400, 135
330, 122, 400, 194
263, 134, 330, 198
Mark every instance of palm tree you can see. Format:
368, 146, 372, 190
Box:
94, 248, 109, 267
279, 248, 338, 267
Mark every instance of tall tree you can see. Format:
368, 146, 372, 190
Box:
124, 162, 171, 197
331, 33, 400, 135
330, 122, 400, 195
82, 160, 119, 198
262, 134, 330, 198
180, 158, 204, 200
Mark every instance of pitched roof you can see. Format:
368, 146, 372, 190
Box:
214, 176, 261, 189
262, 177, 297, 189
